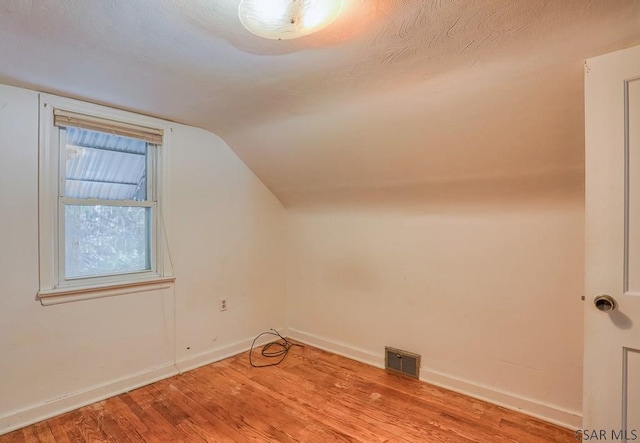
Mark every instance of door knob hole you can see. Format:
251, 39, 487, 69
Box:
594, 294, 616, 312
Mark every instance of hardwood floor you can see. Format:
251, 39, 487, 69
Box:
1, 341, 574, 442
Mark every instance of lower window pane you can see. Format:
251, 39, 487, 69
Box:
65, 205, 151, 279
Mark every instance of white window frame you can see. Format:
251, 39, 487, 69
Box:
37, 94, 174, 305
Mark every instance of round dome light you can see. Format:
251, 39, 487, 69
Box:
238, 0, 344, 40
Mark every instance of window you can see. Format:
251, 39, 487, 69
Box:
62, 126, 153, 279
38, 95, 174, 304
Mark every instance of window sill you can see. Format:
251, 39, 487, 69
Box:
37, 276, 176, 306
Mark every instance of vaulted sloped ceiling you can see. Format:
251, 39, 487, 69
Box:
1, 0, 639, 207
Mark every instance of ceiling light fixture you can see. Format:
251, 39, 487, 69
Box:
238, 0, 344, 40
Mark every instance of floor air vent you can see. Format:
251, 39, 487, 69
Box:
385, 347, 420, 379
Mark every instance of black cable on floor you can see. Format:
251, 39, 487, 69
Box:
249, 329, 304, 368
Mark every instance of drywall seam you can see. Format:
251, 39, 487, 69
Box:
0, 328, 288, 436
286, 327, 582, 430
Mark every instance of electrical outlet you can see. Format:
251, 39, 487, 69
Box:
219, 298, 228, 311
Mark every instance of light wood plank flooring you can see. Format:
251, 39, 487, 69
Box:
0, 341, 574, 442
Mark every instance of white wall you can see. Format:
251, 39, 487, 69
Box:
286, 189, 584, 428
0, 83, 286, 433
0, 80, 585, 432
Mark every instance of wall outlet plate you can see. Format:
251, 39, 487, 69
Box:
219, 298, 228, 311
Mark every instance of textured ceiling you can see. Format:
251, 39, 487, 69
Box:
1, 0, 639, 207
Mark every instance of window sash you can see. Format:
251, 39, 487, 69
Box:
57, 201, 158, 285
55, 122, 159, 287
58, 128, 157, 203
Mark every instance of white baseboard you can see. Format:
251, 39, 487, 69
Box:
287, 327, 384, 368
420, 369, 581, 430
175, 327, 289, 373
1, 327, 581, 434
0, 328, 287, 436
0, 363, 179, 436
286, 328, 582, 430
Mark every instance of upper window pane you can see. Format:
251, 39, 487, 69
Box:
64, 127, 148, 201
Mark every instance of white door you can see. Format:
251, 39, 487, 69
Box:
585, 44, 640, 439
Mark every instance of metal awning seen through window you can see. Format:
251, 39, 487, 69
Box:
64, 127, 148, 201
